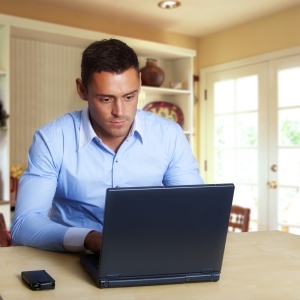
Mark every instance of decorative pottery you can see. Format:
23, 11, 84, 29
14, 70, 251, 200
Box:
143, 101, 184, 126
140, 58, 165, 87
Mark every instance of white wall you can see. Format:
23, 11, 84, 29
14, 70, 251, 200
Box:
10, 38, 87, 166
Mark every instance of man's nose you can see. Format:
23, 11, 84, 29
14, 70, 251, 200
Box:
112, 99, 123, 116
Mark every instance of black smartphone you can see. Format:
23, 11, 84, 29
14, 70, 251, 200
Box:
21, 270, 55, 291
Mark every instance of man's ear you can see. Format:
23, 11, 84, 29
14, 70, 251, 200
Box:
76, 78, 88, 101
139, 72, 142, 88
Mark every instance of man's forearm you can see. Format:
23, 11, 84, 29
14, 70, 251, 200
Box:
11, 213, 69, 251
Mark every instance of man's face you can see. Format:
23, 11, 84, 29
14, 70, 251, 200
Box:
76, 68, 141, 150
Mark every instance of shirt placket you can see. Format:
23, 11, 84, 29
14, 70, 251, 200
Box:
112, 154, 121, 188
111, 136, 133, 188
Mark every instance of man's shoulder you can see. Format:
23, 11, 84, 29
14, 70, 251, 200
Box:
136, 109, 180, 131
39, 110, 82, 134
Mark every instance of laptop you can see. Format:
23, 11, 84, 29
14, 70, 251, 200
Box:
80, 183, 234, 288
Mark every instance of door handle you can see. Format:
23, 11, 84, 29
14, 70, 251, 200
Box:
270, 164, 277, 172
267, 181, 277, 189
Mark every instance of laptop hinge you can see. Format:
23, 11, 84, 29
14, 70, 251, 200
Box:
100, 280, 109, 288
101, 274, 120, 287
185, 271, 219, 283
205, 269, 220, 282
106, 274, 120, 279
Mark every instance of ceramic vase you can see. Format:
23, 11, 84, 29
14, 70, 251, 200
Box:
140, 58, 165, 87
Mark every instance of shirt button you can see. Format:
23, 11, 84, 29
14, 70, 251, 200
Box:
115, 160, 118, 163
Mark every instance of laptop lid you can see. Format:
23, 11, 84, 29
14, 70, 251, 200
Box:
81, 183, 234, 288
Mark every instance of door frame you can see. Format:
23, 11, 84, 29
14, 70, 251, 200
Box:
268, 55, 300, 231
205, 63, 269, 231
200, 45, 300, 231
200, 45, 300, 183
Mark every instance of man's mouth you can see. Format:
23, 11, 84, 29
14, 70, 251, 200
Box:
110, 119, 126, 126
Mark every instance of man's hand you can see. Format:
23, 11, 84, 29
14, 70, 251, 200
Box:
84, 230, 102, 253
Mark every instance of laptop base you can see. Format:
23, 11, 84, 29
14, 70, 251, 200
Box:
80, 254, 220, 288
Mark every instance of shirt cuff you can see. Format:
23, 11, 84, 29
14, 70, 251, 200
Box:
63, 227, 94, 252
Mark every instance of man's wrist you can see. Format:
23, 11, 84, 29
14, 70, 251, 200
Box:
84, 230, 102, 253
63, 227, 94, 252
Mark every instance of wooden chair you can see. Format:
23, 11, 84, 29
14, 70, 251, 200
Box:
0, 213, 11, 247
228, 205, 251, 232
0, 213, 8, 246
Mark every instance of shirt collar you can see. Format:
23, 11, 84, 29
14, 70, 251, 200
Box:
79, 106, 96, 150
78, 107, 144, 150
133, 110, 144, 143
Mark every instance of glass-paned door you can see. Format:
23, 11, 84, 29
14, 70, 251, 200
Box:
269, 55, 300, 234
205, 63, 269, 231
203, 56, 300, 233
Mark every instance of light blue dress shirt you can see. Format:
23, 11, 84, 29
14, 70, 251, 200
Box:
11, 107, 204, 252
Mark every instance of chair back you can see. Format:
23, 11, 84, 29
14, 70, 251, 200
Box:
0, 212, 7, 230
0, 213, 11, 247
228, 205, 251, 232
0, 213, 8, 246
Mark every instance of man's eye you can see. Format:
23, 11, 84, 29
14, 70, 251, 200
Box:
125, 95, 134, 101
101, 97, 111, 102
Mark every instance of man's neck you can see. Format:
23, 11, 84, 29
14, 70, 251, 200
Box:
102, 136, 127, 153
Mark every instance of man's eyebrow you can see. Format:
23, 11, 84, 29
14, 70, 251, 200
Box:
124, 89, 140, 96
95, 89, 140, 97
94, 93, 114, 97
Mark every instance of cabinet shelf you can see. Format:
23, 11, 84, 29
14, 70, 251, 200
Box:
141, 86, 191, 96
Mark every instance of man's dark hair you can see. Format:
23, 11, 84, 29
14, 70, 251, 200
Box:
81, 39, 140, 89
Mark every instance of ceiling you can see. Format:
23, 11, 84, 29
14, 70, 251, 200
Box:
30, 0, 300, 37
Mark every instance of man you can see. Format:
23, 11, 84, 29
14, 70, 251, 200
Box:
11, 39, 203, 253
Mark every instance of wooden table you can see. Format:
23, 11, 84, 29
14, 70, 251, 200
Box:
1, 231, 300, 299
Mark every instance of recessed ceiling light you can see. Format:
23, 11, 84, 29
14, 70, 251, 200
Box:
158, 1, 181, 9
